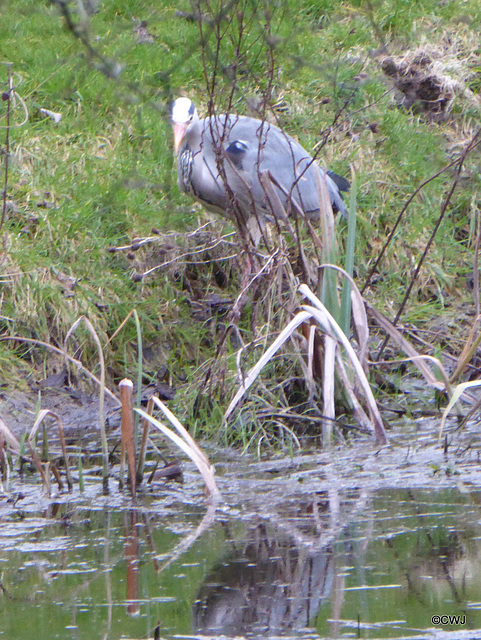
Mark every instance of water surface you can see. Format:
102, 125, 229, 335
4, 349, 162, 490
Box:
1, 423, 481, 640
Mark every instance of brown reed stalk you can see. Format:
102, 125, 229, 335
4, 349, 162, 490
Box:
136, 396, 154, 485
119, 379, 136, 498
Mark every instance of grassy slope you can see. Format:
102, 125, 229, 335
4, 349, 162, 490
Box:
0, 0, 480, 437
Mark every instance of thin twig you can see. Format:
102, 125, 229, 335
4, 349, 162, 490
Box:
361, 152, 479, 295
474, 202, 481, 318
0, 335, 120, 405
376, 129, 481, 360
0, 63, 12, 239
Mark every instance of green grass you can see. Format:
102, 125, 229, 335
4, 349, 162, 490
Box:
1, 0, 481, 441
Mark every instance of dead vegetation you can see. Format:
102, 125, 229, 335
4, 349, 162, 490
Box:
1, 1, 481, 476
380, 37, 480, 120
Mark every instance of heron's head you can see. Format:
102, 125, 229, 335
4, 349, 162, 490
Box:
171, 97, 197, 154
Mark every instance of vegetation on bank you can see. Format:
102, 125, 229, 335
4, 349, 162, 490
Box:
1, 0, 481, 448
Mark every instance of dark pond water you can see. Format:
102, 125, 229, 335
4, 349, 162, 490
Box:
1, 451, 481, 640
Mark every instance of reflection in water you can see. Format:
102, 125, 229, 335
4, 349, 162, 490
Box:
193, 488, 481, 638
2, 479, 481, 639
194, 493, 340, 634
124, 509, 140, 617
194, 525, 333, 633
385, 490, 475, 610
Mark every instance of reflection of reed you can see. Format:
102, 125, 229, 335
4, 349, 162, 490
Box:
141, 512, 160, 572
124, 509, 140, 617
194, 521, 333, 633
104, 510, 113, 640
193, 486, 372, 635
158, 502, 217, 572
388, 490, 474, 607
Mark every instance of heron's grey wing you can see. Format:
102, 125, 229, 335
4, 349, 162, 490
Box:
261, 128, 349, 219
227, 117, 348, 218
196, 114, 348, 219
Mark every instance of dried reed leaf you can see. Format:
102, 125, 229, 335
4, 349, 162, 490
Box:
28, 408, 73, 492
226, 285, 387, 444
65, 315, 109, 494
302, 301, 386, 444
105, 308, 135, 345
351, 286, 369, 372
224, 310, 313, 420
322, 335, 336, 445
320, 264, 370, 370
335, 351, 373, 432
28, 410, 53, 494
0, 417, 20, 452
0, 336, 119, 405
259, 171, 290, 223
300, 284, 386, 442
438, 379, 481, 442
306, 324, 317, 402
407, 354, 453, 395
366, 304, 445, 390
150, 396, 211, 467
135, 406, 219, 498
451, 314, 481, 383
316, 170, 336, 260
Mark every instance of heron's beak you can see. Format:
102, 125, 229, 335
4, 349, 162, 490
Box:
173, 122, 188, 155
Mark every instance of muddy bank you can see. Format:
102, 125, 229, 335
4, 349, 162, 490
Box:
0, 387, 121, 440
2, 384, 481, 495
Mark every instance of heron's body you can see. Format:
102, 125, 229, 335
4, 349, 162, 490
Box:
172, 98, 349, 230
